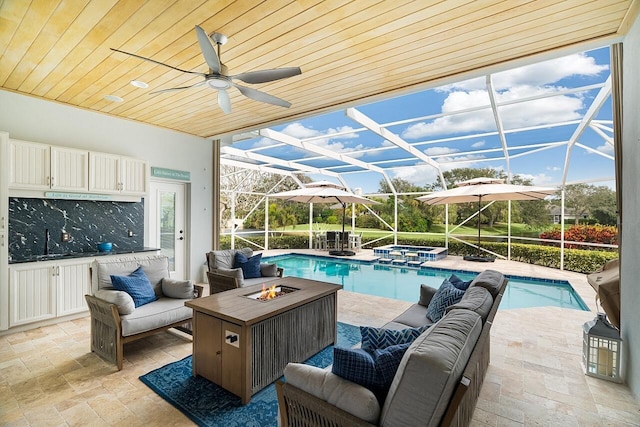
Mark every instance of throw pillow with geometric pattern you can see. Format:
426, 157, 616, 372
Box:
449, 273, 473, 291
426, 279, 465, 322
360, 326, 424, 351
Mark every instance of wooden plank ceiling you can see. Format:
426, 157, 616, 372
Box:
0, 1, 637, 140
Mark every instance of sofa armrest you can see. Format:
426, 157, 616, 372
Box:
84, 294, 123, 366
206, 271, 239, 294
276, 381, 377, 427
281, 363, 380, 423
194, 284, 204, 298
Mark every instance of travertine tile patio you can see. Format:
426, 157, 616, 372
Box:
1, 255, 638, 426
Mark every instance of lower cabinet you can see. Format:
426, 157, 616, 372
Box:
9, 260, 91, 327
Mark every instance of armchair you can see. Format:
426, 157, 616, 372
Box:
205, 248, 283, 294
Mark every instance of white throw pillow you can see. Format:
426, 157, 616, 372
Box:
95, 288, 135, 315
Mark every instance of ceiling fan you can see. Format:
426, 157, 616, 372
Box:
111, 25, 301, 114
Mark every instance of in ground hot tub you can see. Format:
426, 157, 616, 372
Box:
374, 245, 447, 265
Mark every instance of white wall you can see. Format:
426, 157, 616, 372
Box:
621, 14, 640, 398
0, 90, 213, 281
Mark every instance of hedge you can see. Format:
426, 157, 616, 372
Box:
220, 235, 617, 274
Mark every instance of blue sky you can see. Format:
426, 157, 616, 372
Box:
231, 46, 615, 193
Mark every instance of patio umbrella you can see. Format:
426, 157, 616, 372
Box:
269, 181, 378, 256
417, 177, 555, 261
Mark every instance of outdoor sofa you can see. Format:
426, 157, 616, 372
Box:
85, 255, 203, 370
277, 269, 507, 427
205, 247, 283, 294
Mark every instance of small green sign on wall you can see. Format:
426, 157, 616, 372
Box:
151, 167, 190, 181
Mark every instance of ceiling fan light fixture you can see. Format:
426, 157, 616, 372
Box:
207, 77, 230, 89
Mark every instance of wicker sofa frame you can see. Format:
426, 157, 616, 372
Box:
276, 278, 507, 427
85, 289, 202, 370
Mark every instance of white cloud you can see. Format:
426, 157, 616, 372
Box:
254, 122, 363, 155
596, 143, 614, 155
491, 53, 608, 89
471, 141, 486, 148
404, 52, 607, 139
424, 146, 459, 156
516, 173, 555, 186
441, 53, 608, 91
402, 87, 584, 139
391, 165, 440, 187
546, 166, 561, 172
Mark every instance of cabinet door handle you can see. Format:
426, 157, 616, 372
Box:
46, 176, 50, 186
0, 216, 5, 230
0, 234, 4, 247
50, 176, 55, 187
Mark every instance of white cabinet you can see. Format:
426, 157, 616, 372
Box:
10, 264, 56, 326
89, 152, 148, 195
9, 260, 91, 327
8, 139, 89, 191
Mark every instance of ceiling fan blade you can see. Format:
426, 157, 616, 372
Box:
195, 25, 221, 74
110, 48, 205, 76
150, 81, 206, 94
234, 84, 292, 108
232, 67, 301, 84
218, 89, 232, 114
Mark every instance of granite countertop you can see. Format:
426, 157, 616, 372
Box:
9, 247, 161, 264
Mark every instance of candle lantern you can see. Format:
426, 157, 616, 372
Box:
582, 313, 622, 382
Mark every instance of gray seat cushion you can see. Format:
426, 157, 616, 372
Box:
383, 304, 432, 329
469, 269, 504, 298
379, 309, 482, 427
120, 297, 192, 336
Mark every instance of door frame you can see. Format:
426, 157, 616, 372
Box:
148, 179, 190, 280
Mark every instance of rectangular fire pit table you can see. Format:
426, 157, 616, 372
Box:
185, 276, 341, 404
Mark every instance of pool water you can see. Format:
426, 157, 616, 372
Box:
264, 254, 589, 311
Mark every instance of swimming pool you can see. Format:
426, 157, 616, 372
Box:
263, 254, 589, 311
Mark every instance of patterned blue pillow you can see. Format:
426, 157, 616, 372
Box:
332, 347, 378, 390
372, 343, 411, 390
233, 252, 263, 279
110, 267, 157, 308
332, 343, 411, 400
449, 273, 473, 291
360, 326, 424, 351
426, 279, 465, 322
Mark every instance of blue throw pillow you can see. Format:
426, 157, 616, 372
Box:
233, 252, 263, 279
110, 267, 157, 308
449, 273, 473, 291
426, 279, 465, 322
360, 325, 424, 351
332, 343, 411, 401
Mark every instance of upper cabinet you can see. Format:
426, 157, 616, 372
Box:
7, 139, 148, 198
9, 140, 88, 192
89, 152, 148, 195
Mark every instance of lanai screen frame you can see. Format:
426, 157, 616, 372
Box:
218, 45, 617, 267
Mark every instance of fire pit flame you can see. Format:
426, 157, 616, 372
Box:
245, 285, 298, 302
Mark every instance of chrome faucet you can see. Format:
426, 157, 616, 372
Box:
44, 228, 50, 255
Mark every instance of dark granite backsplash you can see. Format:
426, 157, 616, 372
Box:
9, 198, 144, 261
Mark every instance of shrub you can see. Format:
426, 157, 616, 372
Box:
539, 224, 617, 249
220, 234, 618, 274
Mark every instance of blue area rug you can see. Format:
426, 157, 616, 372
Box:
140, 322, 361, 426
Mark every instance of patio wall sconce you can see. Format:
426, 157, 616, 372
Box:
582, 313, 622, 382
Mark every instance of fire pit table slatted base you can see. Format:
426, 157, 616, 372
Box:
251, 294, 335, 393
186, 277, 341, 404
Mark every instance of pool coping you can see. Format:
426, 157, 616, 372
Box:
262, 251, 590, 311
